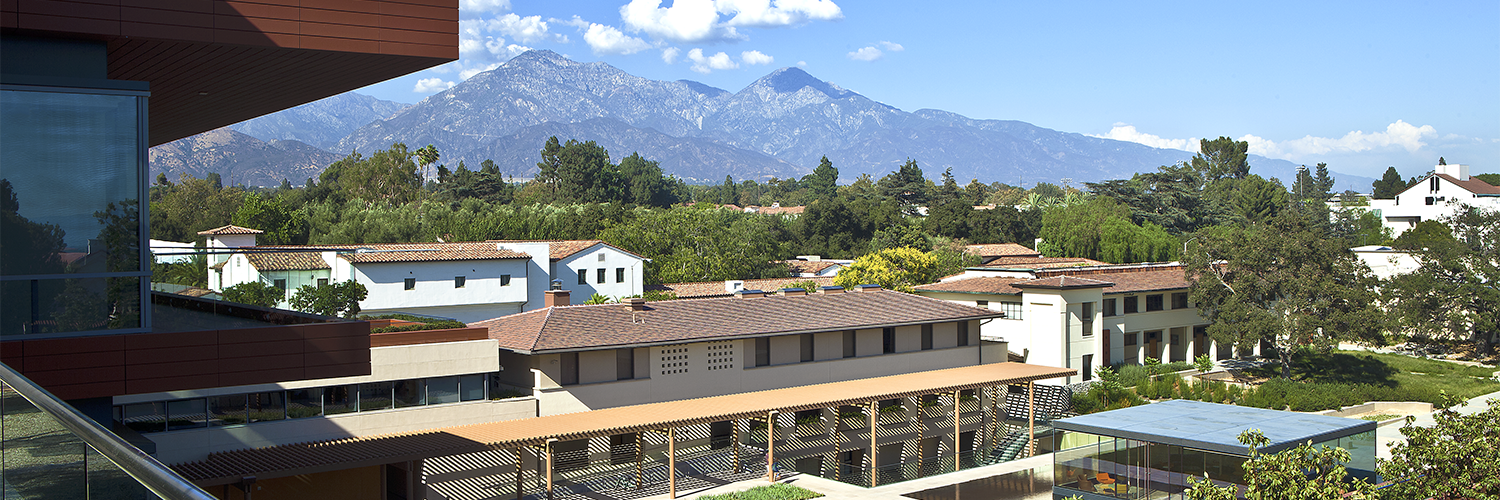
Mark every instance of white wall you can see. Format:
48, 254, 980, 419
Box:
1366, 169, 1500, 237
1353, 249, 1420, 280
552, 243, 645, 303
352, 259, 530, 312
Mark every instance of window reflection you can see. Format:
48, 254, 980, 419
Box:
1056, 432, 1251, 499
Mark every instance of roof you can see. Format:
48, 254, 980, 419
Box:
1037, 264, 1191, 294
470, 288, 1002, 353
252, 243, 531, 265
172, 362, 1075, 485
196, 225, 263, 236
965, 243, 1041, 258
1435, 174, 1500, 195
647, 276, 837, 299
487, 239, 647, 261
914, 277, 1027, 295
1011, 276, 1114, 290
978, 256, 1108, 269
244, 251, 330, 272
754, 205, 806, 215
784, 260, 842, 275
1054, 399, 1375, 456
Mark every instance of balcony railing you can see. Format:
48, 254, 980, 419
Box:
0, 361, 216, 500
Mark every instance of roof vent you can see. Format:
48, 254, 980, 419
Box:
550, 279, 563, 291
852, 284, 882, 292
779, 288, 806, 297
626, 297, 647, 311
818, 286, 845, 294
735, 289, 765, 299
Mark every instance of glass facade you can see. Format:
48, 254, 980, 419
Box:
0, 86, 149, 339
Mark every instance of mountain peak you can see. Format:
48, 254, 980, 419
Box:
750, 67, 852, 98
506, 49, 577, 68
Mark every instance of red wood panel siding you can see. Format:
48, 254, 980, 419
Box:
2, 321, 371, 400
2, 0, 457, 145
369, 327, 488, 348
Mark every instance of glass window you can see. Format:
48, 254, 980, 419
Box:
404, 278, 415, 290
1146, 294, 1164, 311
882, 328, 895, 353
559, 353, 578, 385
323, 385, 355, 415
500, 274, 511, 286
998, 301, 1023, 320
358, 382, 394, 411
958, 321, 969, 346
616, 267, 625, 283
596, 268, 606, 284
801, 333, 814, 361
248, 392, 284, 423
119, 402, 164, 433
1, 277, 142, 335
427, 376, 460, 404
1103, 298, 1116, 317
842, 330, 855, 358
577, 269, 586, 285
208, 394, 247, 426
1123, 296, 1138, 314
273, 279, 286, 291
317, 278, 328, 287
454, 276, 465, 288
394, 379, 425, 407
755, 337, 770, 366
1172, 292, 1189, 309
165, 398, 207, 431
459, 374, 485, 401
615, 349, 634, 381
286, 388, 322, 419
921, 324, 933, 350
976, 300, 988, 308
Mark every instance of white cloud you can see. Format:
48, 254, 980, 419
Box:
459, 62, 504, 80
1239, 120, 1439, 160
413, 77, 455, 93
877, 41, 903, 52
741, 50, 774, 65
687, 48, 738, 73
488, 13, 555, 43
797, 60, 807, 67
584, 23, 652, 55
1090, 124, 1199, 152
460, 0, 510, 16
661, 47, 681, 64
847, 46, 883, 61
622, 0, 741, 43
717, 0, 843, 27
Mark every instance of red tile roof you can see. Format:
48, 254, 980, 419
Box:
197, 225, 263, 235
470, 289, 1001, 353
1011, 276, 1115, 289
914, 277, 1027, 295
979, 256, 1108, 268
244, 251, 330, 271
783, 260, 842, 275
252, 243, 530, 265
486, 239, 645, 261
1435, 174, 1500, 195
647, 276, 837, 299
965, 243, 1041, 258
919, 263, 1192, 296
755, 205, 806, 215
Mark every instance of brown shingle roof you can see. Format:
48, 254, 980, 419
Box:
1011, 276, 1115, 289
965, 243, 1041, 258
171, 362, 1074, 485
196, 224, 263, 235
1435, 173, 1500, 195
472, 289, 1001, 353
979, 256, 1108, 268
647, 276, 837, 299
244, 251, 330, 271
914, 277, 1027, 295
1035, 264, 1191, 294
253, 242, 530, 264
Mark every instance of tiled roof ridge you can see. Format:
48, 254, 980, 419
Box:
1433, 173, 1500, 195
1035, 262, 1184, 277
197, 224, 263, 235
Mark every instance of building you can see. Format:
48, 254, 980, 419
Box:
1366, 163, 1499, 237
205, 230, 646, 323
781, 256, 848, 277
1, 0, 458, 497
1052, 400, 1376, 498
1351, 245, 1421, 280
916, 263, 1240, 385
649, 276, 837, 299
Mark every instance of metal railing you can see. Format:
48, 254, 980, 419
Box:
0, 361, 216, 500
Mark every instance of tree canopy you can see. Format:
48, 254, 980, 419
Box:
834, 247, 941, 293
1384, 208, 1500, 352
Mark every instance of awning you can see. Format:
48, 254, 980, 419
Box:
174, 362, 1074, 486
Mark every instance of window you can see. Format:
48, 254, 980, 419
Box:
208, 394, 247, 426
1103, 298, 1117, 317
958, 321, 970, 346
454, 276, 466, 288
427, 376, 459, 404
1146, 294, 1164, 311
560, 352, 579, 386
597, 268, 606, 284
1124, 333, 1138, 346
801, 333, 814, 362
617, 348, 634, 380
577, 269, 587, 285
976, 300, 989, 309
755, 338, 770, 366
394, 380, 425, 407
500, 274, 511, 286
317, 278, 329, 287
404, 278, 416, 290
1425, 196, 1435, 205
286, 388, 322, 418
248, 392, 284, 423
843, 330, 856, 358
616, 267, 625, 283
324, 386, 355, 415
1124, 296, 1139, 314
1172, 292, 1189, 309
921, 324, 933, 350
882, 328, 896, 354
1083, 354, 1094, 381
119, 402, 165, 433
358, 382, 394, 411
597, 252, 606, 262
166, 399, 207, 431
998, 301, 1024, 320
273, 279, 287, 291
460, 374, 485, 401
1081, 303, 1094, 337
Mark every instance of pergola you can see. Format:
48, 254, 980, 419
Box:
175, 362, 1073, 498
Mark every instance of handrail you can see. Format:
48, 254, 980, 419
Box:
0, 361, 218, 500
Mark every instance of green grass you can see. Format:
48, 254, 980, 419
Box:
695, 483, 823, 500
1239, 350, 1500, 411
1361, 414, 1398, 421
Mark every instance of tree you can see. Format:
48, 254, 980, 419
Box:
1087, 163, 1232, 234
802, 156, 838, 201
781, 280, 820, 293
535, 137, 623, 204
1384, 208, 1500, 352
415, 144, 440, 181
877, 159, 928, 210
932, 167, 962, 207
148, 174, 245, 242
232, 193, 306, 245
616, 152, 681, 207
1184, 430, 1377, 500
289, 280, 368, 318
1037, 197, 1175, 263
1391, 219, 1454, 250
1474, 173, 1500, 186
317, 143, 424, 205
0, 179, 67, 275
1438, 156, 1446, 165
222, 281, 284, 308
1313, 163, 1336, 199
834, 247, 940, 293
1378, 392, 1500, 500
598, 206, 789, 285
1372, 167, 1405, 199
1222, 174, 1289, 223
1191, 137, 1251, 182
1184, 211, 1383, 377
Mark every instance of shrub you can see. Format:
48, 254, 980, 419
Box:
1119, 364, 1150, 386
1194, 354, 1214, 373
697, 483, 824, 500
370, 320, 467, 333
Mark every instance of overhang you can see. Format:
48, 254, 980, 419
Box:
1053, 399, 1376, 456
173, 362, 1075, 485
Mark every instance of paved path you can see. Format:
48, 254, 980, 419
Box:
1375, 388, 1499, 460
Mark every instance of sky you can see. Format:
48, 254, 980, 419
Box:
357, 0, 1499, 180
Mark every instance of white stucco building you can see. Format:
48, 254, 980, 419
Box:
1366, 163, 1499, 237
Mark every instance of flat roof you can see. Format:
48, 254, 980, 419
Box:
1053, 400, 1376, 456
173, 362, 1074, 485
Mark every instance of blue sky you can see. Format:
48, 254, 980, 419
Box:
357, 0, 1498, 179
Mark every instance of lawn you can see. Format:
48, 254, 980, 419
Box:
1241, 350, 1500, 410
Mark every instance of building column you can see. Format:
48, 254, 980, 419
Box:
766, 411, 777, 482
1027, 382, 1035, 457
868, 400, 878, 488
953, 390, 962, 472
915, 396, 925, 475
544, 439, 555, 500
514, 448, 524, 500
635, 432, 644, 490
1185, 331, 1196, 362
668, 427, 677, 499
732, 418, 741, 474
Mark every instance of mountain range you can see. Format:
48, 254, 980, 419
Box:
150, 49, 1373, 191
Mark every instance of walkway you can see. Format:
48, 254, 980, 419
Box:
1375, 388, 1500, 459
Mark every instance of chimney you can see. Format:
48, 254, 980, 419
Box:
735, 289, 764, 299
779, 288, 806, 297
545, 289, 570, 307
1434, 163, 1470, 182
724, 280, 745, 294
626, 297, 647, 311
818, 286, 844, 294
852, 284, 882, 292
